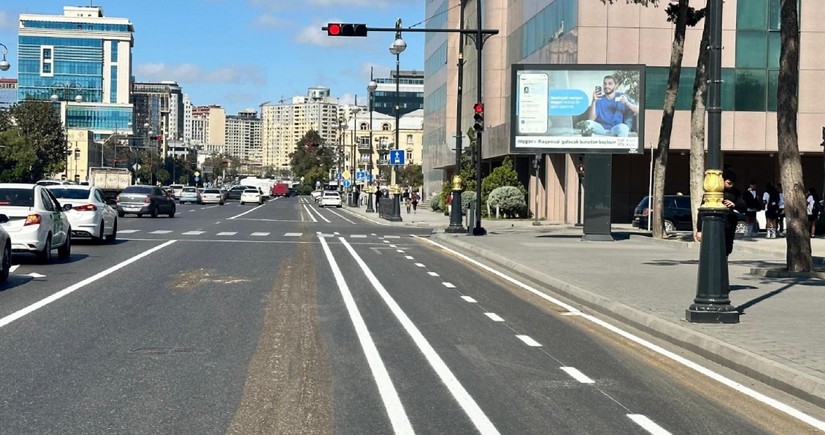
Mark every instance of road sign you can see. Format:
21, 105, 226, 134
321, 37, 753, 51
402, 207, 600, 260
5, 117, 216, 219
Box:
194, 176, 200, 182
336, 172, 343, 180
132, 163, 141, 171
356, 170, 366, 180
194, 171, 200, 177
342, 170, 351, 180
389, 149, 405, 165
342, 179, 352, 188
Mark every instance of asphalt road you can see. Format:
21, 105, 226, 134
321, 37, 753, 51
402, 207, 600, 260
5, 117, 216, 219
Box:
0, 196, 816, 434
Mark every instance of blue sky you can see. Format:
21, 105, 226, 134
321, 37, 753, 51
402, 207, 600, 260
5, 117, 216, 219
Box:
0, 0, 427, 114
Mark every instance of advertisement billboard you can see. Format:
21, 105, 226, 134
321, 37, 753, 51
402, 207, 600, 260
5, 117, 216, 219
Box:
510, 64, 645, 155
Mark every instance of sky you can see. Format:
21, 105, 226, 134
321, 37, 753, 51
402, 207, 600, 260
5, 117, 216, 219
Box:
0, 0, 427, 114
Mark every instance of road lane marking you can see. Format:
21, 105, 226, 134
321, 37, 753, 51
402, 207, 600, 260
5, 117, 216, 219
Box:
427, 271, 439, 276
181, 231, 205, 235
251, 232, 270, 237
284, 232, 302, 237
318, 237, 413, 434
461, 296, 477, 303
516, 335, 541, 347
442, 282, 456, 289
310, 206, 332, 223
149, 230, 172, 234
560, 367, 594, 384
351, 234, 367, 238
10, 265, 19, 273
484, 313, 504, 322
327, 208, 356, 224
0, 240, 177, 329
420, 236, 825, 431
228, 203, 266, 220
301, 203, 317, 223
415, 263, 427, 268
396, 249, 405, 253
118, 229, 140, 234
405, 256, 414, 260
627, 415, 671, 435
384, 235, 400, 239
338, 237, 500, 435
217, 232, 237, 236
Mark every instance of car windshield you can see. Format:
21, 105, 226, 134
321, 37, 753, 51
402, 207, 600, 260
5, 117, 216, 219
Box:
0, 188, 35, 207
47, 188, 90, 200
123, 186, 152, 194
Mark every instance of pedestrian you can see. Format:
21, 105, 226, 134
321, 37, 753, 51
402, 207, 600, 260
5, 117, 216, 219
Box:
762, 182, 780, 239
405, 195, 412, 214
807, 187, 820, 238
777, 183, 785, 236
446, 192, 453, 215
744, 180, 762, 237
411, 191, 420, 214
696, 168, 746, 257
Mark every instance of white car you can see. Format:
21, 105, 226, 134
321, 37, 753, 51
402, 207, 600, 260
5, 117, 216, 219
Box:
0, 183, 72, 263
240, 188, 263, 205
311, 190, 323, 203
0, 216, 10, 283
47, 185, 118, 243
200, 188, 225, 205
319, 191, 342, 208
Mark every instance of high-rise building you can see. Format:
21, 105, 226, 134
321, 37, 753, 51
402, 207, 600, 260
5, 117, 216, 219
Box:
260, 87, 340, 170
17, 6, 134, 140
132, 81, 184, 154
373, 70, 424, 117
191, 105, 226, 156
225, 109, 262, 162
0, 78, 16, 110
424, 0, 825, 223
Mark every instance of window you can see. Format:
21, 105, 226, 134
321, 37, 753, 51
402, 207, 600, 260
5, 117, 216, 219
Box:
406, 150, 413, 162
382, 123, 390, 131
359, 122, 368, 130
406, 134, 413, 144
40, 45, 55, 77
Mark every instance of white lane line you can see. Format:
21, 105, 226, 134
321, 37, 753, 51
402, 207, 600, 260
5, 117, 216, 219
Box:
350, 234, 368, 238
484, 313, 504, 322
250, 232, 270, 237
415, 263, 427, 268
461, 296, 478, 303
516, 335, 542, 347
560, 367, 594, 384
383, 240, 390, 244
10, 265, 20, 273
181, 231, 205, 235
420, 237, 825, 431
442, 282, 456, 289
627, 414, 672, 435
317, 237, 414, 434
149, 230, 172, 234
311, 206, 332, 223
396, 249, 405, 253
427, 271, 439, 276
405, 256, 414, 260
118, 229, 140, 234
384, 235, 401, 239
284, 232, 302, 237
390, 245, 398, 249
227, 202, 266, 220
217, 232, 237, 236
338, 238, 500, 435
327, 208, 356, 224
301, 203, 317, 223
0, 241, 177, 329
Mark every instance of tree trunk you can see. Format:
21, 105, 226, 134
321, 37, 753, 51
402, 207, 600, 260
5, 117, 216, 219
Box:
652, 0, 689, 239
689, 10, 710, 238
777, 0, 811, 271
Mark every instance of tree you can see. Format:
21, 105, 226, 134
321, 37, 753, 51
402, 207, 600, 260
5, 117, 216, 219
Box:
0, 129, 36, 182
8, 100, 68, 180
397, 163, 423, 189
689, 8, 710, 236
777, 0, 811, 271
289, 129, 334, 187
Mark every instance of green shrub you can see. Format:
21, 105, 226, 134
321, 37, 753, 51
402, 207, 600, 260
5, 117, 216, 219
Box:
461, 191, 476, 213
488, 186, 527, 217
296, 183, 314, 195
430, 194, 442, 212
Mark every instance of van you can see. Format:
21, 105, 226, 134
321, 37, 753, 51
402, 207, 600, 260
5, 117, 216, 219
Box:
168, 184, 184, 199
271, 183, 289, 198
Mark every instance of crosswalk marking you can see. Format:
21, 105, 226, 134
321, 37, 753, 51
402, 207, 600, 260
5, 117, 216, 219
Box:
216, 232, 237, 236
250, 232, 270, 237
350, 234, 367, 238
117, 231, 415, 240
181, 231, 205, 235
149, 230, 172, 234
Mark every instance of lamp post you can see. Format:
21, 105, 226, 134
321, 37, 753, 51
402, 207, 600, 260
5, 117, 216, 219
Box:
367, 74, 377, 213
446, 0, 469, 233
386, 19, 406, 222
0, 43, 10, 71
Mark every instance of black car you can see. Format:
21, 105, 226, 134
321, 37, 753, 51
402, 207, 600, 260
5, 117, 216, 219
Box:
225, 185, 252, 201
632, 195, 747, 234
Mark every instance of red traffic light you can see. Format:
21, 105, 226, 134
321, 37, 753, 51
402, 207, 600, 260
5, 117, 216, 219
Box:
326, 23, 368, 37
328, 23, 341, 36
473, 103, 484, 113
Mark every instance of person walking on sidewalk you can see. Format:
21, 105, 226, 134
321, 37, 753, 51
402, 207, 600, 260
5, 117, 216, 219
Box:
696, 168, 746, 257
807, 187, 820, 238
744, 180, 762, 237
763, 182, 780, 238
777, 183, 785, 236
411, 191, 420, 214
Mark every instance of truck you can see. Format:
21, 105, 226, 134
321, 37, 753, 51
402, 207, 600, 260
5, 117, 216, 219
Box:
239, 177, 275, 200
271, 182, 290, 198
88, 167, 132, 201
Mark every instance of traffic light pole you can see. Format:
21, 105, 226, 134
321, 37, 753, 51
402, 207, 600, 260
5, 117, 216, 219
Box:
472, 3, 486, 236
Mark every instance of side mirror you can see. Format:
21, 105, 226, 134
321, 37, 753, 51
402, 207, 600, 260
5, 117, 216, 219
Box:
0, 214, 8, 224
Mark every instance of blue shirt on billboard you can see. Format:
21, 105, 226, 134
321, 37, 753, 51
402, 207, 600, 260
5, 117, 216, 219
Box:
594, 92, 635, 130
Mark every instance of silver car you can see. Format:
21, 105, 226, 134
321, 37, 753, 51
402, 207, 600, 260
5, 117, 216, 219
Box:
200, 188, 224, 205
47, 185, 118, 243
0, 183, 72, 263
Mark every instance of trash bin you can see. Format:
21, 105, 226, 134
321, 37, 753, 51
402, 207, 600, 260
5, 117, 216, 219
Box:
466, 200, 475, 234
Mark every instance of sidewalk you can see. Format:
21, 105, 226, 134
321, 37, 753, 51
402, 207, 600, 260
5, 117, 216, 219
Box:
342, 201, 825, 409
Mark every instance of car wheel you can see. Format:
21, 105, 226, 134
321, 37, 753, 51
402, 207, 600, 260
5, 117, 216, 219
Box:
117, 211, 125, 218
106, 219, 117, 242
240, 201, 244, 205
151, 206, 159, 218
96, 222, 105, 244
58, 232, 71, 259
37, 235, 52, 264
0, 241, 10, 283
337, 205, 342, 208
663, 220, 676, 234
169, 206, 176, 218
137, 214, 142, 218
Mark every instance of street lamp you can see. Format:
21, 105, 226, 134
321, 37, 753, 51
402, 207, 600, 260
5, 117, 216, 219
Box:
446, 0, 470, 233
0, 43, 11, 71
386, 19, 406, 222
367, 74, 377, 213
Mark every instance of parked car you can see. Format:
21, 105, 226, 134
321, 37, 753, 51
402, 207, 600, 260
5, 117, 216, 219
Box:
311, 190, 323, 203
116, 185, 177, 218
287, 187, 297, 198
179, 186, 201, 204
240, 188, 263, 205
633, 195, 747, 234
0, 215, 11, 283
319, 191, 342, 208
200, 188, 224, 205
47, 185, 118, 243
0, 183, 72, 263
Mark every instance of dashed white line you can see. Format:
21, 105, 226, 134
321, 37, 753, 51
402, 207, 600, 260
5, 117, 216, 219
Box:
284, 232, 302, 237
405, 256, 414, 260
484, 313, 504, 322
427, 271, 439, 276
181, 231, 205, 235
560, 367, 594, 384
9, 265, 19, 273
384, 235, 400, 239
461, 296, 477, 303
627, 414, 672, 435
149, 230, 172, 234
442, 282, 456, 289
251, 232, 270, 237
118, 229, 140, 234
396, 249, 405, 253
216, 232, 237, 236
350, 234, 368, 238
516, 335, 542, 347
415, 263, 427, 268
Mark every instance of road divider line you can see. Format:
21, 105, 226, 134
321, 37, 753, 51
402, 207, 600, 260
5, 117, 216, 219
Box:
318, 237, 413, 434
309, 205, 331, 223
627, 414, 671, 435
442, 282, 456, 289
461, 296, 477, 304
560, 367, 594, 384
227, 203, 265, 220
339, 238, 500, 435
0, 240, 177, 329
484, 313, 504, 322
327, 208, 356, 224
301, 203, 318, 223
415, 263, 427, 268
516, 335, 542, 347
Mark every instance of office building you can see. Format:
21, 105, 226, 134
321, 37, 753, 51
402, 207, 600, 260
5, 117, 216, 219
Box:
0, 79, 16, 110
225, 109, 262, 162
373, 70, 424, 117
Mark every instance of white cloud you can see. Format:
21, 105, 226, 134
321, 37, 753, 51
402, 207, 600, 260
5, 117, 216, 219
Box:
135, 63, 266, 85
252, 14, 289, 29
295, 22, 351, 47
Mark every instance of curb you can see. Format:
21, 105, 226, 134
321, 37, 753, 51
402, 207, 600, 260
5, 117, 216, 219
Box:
430, 231, 825, 409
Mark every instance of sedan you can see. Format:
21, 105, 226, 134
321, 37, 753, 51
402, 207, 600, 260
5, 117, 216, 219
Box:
0, 183, 72, 263
0, 215, 10, 283
200, 188, 224, 205
47, 185, 118, 243
225, 185, 249, 201
319, 191, 342, 208
116, 185, 177, 218
240, 189, 263, 205
179, 186, 201, 204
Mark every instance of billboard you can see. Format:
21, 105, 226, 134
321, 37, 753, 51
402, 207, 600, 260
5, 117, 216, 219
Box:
510, 64, 645, 155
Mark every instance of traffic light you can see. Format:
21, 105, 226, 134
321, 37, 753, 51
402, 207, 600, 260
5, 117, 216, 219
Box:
326, 23, 368, 37
473, 103, 484, 132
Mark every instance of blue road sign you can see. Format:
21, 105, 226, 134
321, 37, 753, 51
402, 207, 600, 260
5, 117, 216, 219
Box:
389, 149, 405, 165
356, 170, 366, 180
194, 176, 200, 182
336, 172, 343, 180
342, 179, 352, 188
